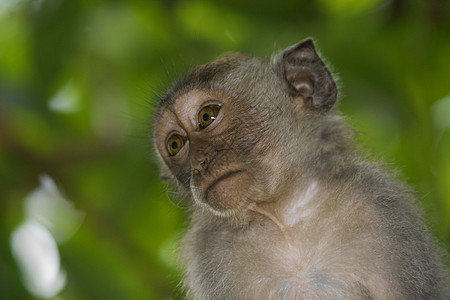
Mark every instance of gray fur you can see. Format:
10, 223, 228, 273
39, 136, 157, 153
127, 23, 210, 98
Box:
153, 39, 449, 299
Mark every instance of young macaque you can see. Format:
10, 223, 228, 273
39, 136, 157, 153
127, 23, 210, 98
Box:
153, 38, 449, 299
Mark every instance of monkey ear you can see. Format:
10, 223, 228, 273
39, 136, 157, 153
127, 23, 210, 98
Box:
279, 38, 337, 114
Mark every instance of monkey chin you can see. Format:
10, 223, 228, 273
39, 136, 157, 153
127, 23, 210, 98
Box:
193, 170, 252, 217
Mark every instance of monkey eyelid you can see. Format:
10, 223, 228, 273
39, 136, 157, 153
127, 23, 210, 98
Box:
165, 131, 187, 144
196, 101, 223, 131
165, 132, 189, 160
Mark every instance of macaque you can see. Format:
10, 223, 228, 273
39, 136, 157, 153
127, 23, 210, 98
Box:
152, 38, 449, 299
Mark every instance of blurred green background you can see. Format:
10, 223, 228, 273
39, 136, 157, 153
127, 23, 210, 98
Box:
1, 0, 449, 299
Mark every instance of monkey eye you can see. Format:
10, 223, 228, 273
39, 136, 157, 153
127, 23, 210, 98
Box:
198, 105, 221, 129
167, 134, 186, 156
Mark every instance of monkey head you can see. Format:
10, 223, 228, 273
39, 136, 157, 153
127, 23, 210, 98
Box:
153, 39, 337, 217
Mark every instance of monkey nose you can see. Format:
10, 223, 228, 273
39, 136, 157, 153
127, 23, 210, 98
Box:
193, 158, 208, 174
200, 159, 208, 168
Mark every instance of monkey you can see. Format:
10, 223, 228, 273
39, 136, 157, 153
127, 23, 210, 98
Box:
152, 38, 449, 299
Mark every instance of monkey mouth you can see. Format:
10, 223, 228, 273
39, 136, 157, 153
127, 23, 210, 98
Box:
206, 170, 243, 193
198, 168, 252, 213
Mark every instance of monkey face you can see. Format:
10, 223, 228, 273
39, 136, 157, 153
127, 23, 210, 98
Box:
154, 40, 339, 217
154, 88, 274, 216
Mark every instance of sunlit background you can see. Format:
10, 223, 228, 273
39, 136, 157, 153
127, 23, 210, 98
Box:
1, 0, 449, 299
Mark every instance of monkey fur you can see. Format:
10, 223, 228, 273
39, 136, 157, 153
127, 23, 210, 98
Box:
153, 39, 449, 299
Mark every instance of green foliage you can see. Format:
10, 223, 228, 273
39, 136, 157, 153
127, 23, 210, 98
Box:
0, 0, 449, 298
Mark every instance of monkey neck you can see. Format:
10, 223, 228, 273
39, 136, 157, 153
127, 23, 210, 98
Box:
246, 179, 322, 248
247, 202, 294, 248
